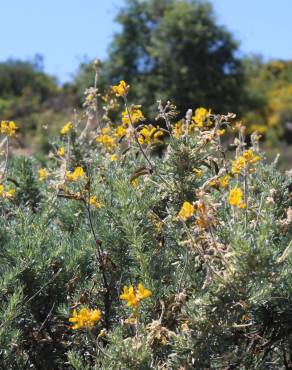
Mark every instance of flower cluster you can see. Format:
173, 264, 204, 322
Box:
120, 284, 152, 308
69, 307, 101, 330
0, 184, 15, 199
1, 120, 17, 137
96, 127, 117, 152
38, 168, 47, 182
228, 187, 246, 209
209, 174, 230, 189
172, 107, 213, 138
122, 106, 144, 126
60, 121, 73, 135
231, 149, 260, 175
112, 80, 130, 97
57, 147, 65, 157
138, 125, 164, 145
178, 201, 195, 221
66, 166, 86, 181
192, 107, 211, 128
89, 195, 102, 209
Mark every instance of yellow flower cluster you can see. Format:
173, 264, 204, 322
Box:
60, 122, 73, 135
209, 175, 230, 189
96, 107, 147, 152
110, 154, 118, 161
66, 166, 86, 181
38, 168, 47, 182
193, 168, 203, 178
1, 120, 17, 137
57, 147, 65, 157
172, 121, 184, 138
171, 107, 211, 138
0, 184, 15, 199
172, 120, 196, 138
231, 149, 260, 175
96, 127, 118, 152
112, 80, 130, 97
178, 201, 195, 221
69, 307, 101, 330
138, 125, 164, 145
122, 107, 144, 126
96, 133, 117, 151
89, 195, 102, 209
120, 283, 152, 308
192, 107, 211, 128
228, 187, 246, 209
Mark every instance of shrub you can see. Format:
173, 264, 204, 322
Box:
0, 77, 291, 369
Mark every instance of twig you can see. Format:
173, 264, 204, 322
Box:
37, 302, 56, 333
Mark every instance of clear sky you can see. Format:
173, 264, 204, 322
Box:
1, 0, 291, 83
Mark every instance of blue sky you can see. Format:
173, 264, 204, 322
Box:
1, 0, 291, 83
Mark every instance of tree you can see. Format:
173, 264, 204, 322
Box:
243, 57, 292, 143
0, 56, 57, 101
104, 0, 245, 116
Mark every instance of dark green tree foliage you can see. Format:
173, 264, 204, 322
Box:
0, 57, 57, 101
105, 0, 244, 115
0, 57, 78, 151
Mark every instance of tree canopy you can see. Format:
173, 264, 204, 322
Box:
104, 0, 245, 115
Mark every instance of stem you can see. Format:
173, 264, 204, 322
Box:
87, 328, 111, 358
178, 247, 189, 291
244, 166, 248, 230
2, 136, 9, 180
85, 166, 111, 330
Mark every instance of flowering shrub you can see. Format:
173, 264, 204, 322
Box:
0, 75, 291, 369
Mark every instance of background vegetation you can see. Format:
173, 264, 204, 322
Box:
0, 0, 291, 166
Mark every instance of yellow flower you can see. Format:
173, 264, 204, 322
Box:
136, 283, 152, 300
60, 122, 73, 135
138, 125, 163, 145
69, 307, 101, 330
38, 168, 47, 181
193, 168, 203, 178
66, 166, 86, 181
96, 134, 116, 151
5, 189, 16, 198
243, 150, 260, 165
172, 121, 183, 138
120, 284, 152, 308
242, 149, 254, 161
131, 179, 139, 188
98, 329, 107, 338
217, 129, 225, 136
112, 80, 130, 97
228, 187, 246, 209
110, 154, 118, 161
115, 125, 127, 138
0, 184, 15, 199
57, 147, 65, 157
120, 285, 139, 307
218, 175, 230, 189
1, 120, 17, 137
178, 201, 195, 221
231, 156, 246, 175
122, 107, 144, 126
192, 107, 211, 128
232, 150, 260, 175
89, 196, 102, 209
